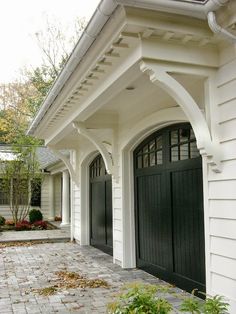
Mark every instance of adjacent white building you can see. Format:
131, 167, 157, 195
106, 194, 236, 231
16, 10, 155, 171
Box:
0, 146, 71, 226
28, 0, 236, 311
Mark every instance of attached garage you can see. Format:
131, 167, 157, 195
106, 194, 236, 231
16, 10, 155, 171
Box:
90, 154, 113, 256
134, 123, 205, 293
28, 0, 236, 311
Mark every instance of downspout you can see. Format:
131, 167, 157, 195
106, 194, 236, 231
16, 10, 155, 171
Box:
207, 11, 236, 42
205, 0, 236, 42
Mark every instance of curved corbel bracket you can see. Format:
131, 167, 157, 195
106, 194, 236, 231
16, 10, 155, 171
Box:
73, 122, 118, 180
48, 147, 79, 186
140, 60, 221, 173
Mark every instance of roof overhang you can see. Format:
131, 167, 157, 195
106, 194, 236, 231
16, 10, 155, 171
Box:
27, 0, 231, 139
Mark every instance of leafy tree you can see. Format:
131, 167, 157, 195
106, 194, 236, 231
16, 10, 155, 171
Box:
0, 80, 35, 143
0, 15, 86, 141
24, 15, 86, 116
0, 136, 43, 224
0, 15, 86, 221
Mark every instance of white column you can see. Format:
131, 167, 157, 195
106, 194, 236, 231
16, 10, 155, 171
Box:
60, 170, 70, 227
47, 175, 55, 221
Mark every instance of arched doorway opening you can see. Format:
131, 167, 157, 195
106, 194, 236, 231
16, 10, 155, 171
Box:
134, 123, 205, 293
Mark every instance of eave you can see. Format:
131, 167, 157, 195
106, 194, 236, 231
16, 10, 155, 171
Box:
27, 0, 230, 139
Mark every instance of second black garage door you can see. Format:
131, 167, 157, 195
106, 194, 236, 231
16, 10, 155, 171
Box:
90, 154, 113, 256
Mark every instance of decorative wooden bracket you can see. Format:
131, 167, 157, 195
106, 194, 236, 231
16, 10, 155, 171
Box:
48, 147, 79, 187
140, 60, 221, 173
73, 122, 119, 181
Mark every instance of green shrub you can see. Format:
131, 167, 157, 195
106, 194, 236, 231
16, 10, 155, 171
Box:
29, 209, 43, 223
180, 297, 202, 313
107, 282, 172, 314
204, 295, 229, 314
180, 292, 229, 314
107, 283, 230, 314
0, 215, 5, 225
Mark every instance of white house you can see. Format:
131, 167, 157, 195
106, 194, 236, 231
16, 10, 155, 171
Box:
0, 145, 71, 226
28, 0, 236, 311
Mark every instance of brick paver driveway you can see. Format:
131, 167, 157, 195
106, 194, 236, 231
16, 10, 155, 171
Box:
0, 242, 185, 313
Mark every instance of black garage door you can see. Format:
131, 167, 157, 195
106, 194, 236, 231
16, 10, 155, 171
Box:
90, 154, 113, 256
134, 123, 205, 294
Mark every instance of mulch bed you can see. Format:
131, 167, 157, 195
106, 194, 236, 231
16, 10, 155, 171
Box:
0, 221, 57, 232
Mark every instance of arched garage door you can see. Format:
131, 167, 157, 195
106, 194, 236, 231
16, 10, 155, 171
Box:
90, 154, 113, 256
134, 123, 205, 293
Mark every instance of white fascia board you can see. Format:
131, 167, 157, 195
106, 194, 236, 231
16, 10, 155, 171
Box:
116, 0, 229, 18
27, 0, 229, 137
27, 0, 119, 137
44, 48, 142, 146
142, 39, 219, 68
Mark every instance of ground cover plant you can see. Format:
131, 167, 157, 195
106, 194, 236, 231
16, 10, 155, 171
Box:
107, 282, 173, 314
107, 283, 229, 314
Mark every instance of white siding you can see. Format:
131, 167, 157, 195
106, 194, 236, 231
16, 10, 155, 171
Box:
0, 207, 12, 220
53, 174, 62, 217
1, 175, 50, 220
73, 182, 81, 242
112, 178, 123, 263
207, 55, 236, 312
41, 176, 50, 219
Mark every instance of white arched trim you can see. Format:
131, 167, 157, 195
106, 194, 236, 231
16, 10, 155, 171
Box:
48, 147, 79, 187
73, 122, 118, 180
121, 107, 187, 151
140, 60, 221, 173
121, 108, 187, 268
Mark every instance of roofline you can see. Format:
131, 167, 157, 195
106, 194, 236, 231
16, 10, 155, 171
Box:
27, 0, 230, 136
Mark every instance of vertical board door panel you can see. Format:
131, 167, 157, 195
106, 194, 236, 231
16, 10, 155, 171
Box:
134, 123, 205, 294
90, 154, 113, 256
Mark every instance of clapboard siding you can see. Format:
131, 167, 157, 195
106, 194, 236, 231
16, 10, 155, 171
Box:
219, 119, 236, 143
211, 273, 236, 301
113, 179, 123, 262
40, 176, 50, 218
0, 176, 49, 220
210, 218, 236, 240
209, 200, 236, 219
53, 174, 62, 217
217, 80, 236, 105
0, 207, 12, 219
208, 160, 236, 181
0, 206, 41, 220
211, 236, 236, 260
73, 180, 81, 242
218, 99, 236, 123
211, 254, 236, 280
209, 180, 236, 199
208, 51, 236, 313
216, 59, 236, 87
220, 140, 236, 161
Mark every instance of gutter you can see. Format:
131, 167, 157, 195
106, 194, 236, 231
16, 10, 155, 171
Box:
27, 0, 119, 136
27, 0, 231, 136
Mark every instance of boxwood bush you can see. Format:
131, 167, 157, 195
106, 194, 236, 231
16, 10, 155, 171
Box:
0, 215, 5, 226
29, 209, 43, 223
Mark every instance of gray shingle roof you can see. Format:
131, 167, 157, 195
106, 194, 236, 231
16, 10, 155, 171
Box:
0, 145, 68, 169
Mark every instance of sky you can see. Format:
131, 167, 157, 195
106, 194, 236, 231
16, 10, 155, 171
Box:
0, 0, 100, 83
